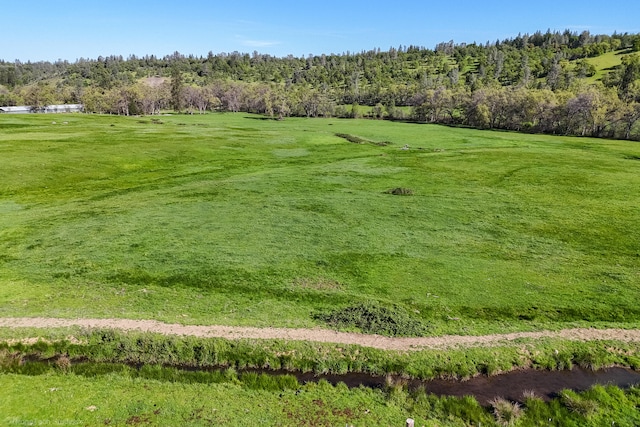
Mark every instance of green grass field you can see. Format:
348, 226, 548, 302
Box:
1, 113, 640, 335
583, 48, 630, 82
3, 112, 640, 425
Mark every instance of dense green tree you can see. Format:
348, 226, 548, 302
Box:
620, 54, 640, 97
81, 86, 110, 114
170, 66, 184, 112
618, 100, 640, 139
21, 82, 56, 111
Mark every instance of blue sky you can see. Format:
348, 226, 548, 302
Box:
2, 0, 639, 62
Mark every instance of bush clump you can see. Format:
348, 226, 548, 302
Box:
490, 397, 523, 426
560, 390, 599, 417
314, 302, 428, 337
385, 187, 414, 196
335, 133, 367, 144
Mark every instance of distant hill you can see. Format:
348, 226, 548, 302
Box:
1, 29, 639, 139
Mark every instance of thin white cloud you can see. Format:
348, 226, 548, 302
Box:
239, 39, 281, 48
562, 25, 594, 31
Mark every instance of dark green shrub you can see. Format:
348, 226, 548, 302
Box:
314, 301, 428, 336
385, 187, 414, 196
0, 349, 23, 371
240, 372, 299, 391
335, 133, 367, 144
335, 133, 390, 146
561, 390, 599, 417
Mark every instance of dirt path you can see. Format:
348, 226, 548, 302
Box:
2, 317, 640, 351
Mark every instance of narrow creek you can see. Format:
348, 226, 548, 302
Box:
252, 366, 640, 405
19, 356, 640, 405
407, 367, 640, 405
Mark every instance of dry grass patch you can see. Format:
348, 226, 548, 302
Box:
290, 277, 343, 292
489, 397, 523, 426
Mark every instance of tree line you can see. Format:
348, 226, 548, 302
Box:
1, 29, 640, 139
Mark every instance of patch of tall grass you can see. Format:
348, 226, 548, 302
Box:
3, 330, 640, 381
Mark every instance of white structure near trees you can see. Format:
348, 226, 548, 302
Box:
0, 106, 31, 114
43, 104, 83, 113
0, 104, 83, 114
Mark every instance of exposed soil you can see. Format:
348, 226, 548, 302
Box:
143, 76, 167, 87
2, 317, 640, 350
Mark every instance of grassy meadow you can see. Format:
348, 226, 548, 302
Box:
2, 112, 640, 425
1, 112, 640, 334
583, 48, 629, 82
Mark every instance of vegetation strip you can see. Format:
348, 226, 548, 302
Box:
2, 355, 639, 406
3, 327, 640, 381
3, 326, 640, 425
3, 318, 640, 350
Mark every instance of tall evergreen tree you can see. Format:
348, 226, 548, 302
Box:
170, 66, 184, 112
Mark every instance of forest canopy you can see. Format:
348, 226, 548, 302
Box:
1, 29, 640, 140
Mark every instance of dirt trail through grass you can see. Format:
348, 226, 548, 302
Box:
2, 317, 640, 350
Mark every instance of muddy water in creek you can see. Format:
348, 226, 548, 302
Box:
281, 367, 640, 405
413, 367, 640, 405
52, 357, 640, 406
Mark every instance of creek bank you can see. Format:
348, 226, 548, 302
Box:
8, 354, 640, 405
254, 366, 640, 405
147, 363, 640, 405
